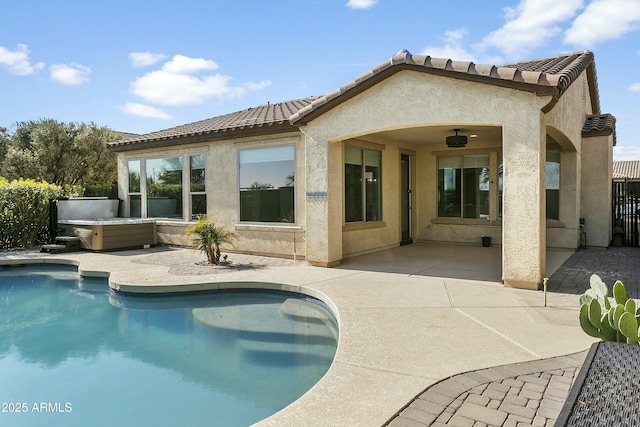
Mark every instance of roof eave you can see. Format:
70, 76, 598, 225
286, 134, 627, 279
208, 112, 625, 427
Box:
108, 122, 299, 152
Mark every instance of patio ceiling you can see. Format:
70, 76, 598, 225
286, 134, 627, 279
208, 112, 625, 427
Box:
358, 124, 503, 146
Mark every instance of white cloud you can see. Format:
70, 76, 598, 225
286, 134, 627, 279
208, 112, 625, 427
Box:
630, 83, 640, 92
346, 0, 377, 10
161, 55, 218, 74
121, 102, 171, 120
420, 29, 504, 65
421, 29, 476, 62
0, 44, 44, 76
129, 52, 168, 68
243, 80, 272, 90
478, 0, 584, 59
50, 62, 91, 85
614, 145, 640, 161
131, 70, 245, 106
564, 0, 640, 47
129, 54, 267, 107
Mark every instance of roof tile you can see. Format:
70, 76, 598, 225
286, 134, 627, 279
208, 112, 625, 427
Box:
109, 96, 319, 150
290, 50, 597, 124
111, 50, 602, 150
474, 64, 495, 77
451, 61, 473, 73
582, 113, 616, 145
613, 161, 640, 180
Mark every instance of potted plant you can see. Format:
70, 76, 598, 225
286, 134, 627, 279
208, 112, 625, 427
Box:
482, 216, 492, 247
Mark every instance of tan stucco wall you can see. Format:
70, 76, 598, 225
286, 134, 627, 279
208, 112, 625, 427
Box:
543, 73, 605, 250
116, 132, 307, 259
501, 114, 548, 288
546, 74, 593, 152
581, 134, 614, 247
547, 151, 580, 249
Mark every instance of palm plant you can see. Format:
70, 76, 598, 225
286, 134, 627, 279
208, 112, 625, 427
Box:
185, 216, 236, 265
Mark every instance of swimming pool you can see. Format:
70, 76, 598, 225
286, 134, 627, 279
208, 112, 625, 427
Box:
0, 264, 338, 427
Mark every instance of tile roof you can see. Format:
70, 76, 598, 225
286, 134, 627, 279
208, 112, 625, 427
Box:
582, 113, 616, 145
613, 161, 640, 180
290, 50, 598, 124
109, 97, 319, 151
110, 50, 600, 151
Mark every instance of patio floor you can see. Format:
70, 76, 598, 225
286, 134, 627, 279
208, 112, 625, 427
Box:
0, 243, 620, 426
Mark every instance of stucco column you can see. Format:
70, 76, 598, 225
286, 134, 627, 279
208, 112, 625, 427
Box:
302, 131, 343, 267
502, 117, 546, 289
581, 134, 614, 247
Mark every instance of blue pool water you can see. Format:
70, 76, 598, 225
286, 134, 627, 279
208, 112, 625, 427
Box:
0, 264, 338, 427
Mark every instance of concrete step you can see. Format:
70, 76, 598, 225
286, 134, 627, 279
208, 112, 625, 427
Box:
192, 299, 337, 344
40, 244, 69, 254
41, 236, 82, 253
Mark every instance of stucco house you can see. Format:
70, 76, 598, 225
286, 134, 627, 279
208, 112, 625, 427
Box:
108, 49, 616, 290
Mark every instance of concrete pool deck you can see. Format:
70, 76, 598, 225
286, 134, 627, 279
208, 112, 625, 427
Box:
1, 243, 617, 426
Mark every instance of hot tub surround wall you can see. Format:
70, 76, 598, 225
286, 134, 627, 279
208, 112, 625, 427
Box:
58, 219, 157, 251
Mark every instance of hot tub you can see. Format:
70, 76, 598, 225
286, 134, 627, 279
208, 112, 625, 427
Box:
58, 218, 157, 251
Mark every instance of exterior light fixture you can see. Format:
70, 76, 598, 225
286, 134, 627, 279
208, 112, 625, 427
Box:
446, 129, 467, 148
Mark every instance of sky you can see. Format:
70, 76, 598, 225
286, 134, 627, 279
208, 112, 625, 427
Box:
1, 0, 639, 160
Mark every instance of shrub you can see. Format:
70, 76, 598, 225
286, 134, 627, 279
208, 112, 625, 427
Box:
185, 216, 236, 265
0, 179, 64, 249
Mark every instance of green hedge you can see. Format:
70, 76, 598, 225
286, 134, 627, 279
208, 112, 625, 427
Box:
0, 178, 65, 249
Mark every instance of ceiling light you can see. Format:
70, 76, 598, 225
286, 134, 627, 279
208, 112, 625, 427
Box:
446, 129, 467, 148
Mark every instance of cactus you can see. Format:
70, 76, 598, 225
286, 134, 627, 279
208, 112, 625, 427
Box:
618, 312, 639, 344
578, 274, 640, 345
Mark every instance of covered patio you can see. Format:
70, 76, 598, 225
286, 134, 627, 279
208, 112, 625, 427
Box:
338, 242, 574, 284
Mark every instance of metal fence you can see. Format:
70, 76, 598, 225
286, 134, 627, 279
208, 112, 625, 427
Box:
612, 180, 640, 247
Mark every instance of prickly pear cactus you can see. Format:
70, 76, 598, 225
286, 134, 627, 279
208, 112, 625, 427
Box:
579, 274, 640, 345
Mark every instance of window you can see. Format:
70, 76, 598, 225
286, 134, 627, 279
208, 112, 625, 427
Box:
146, 157, 183, 218
190, 154, 206, 219
344, 145, 382, 223
126, 154, 205, 220
546, 150, 560, 220
239, 145, 295, 223
437, 155, 489, 219
128, 160, 141, 217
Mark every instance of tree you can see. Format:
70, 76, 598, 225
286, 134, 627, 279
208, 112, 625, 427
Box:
0, 119, 119, 187
0, 127, 8, 164
249, 182, 273, 190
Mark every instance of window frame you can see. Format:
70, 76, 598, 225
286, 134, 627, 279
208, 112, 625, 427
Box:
127, 159, 143, 217
437, 154, 490, 220
237, 144, 296, 224
125, 153, 207, 221
188, 153, 207, 220
546, 149, 561, 221
344, 144, 383, 224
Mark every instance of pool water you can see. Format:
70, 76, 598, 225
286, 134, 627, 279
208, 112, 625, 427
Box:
0, 264, 338, 427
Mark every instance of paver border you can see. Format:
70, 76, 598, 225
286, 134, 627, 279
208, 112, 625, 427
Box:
385, 351, 588, 427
